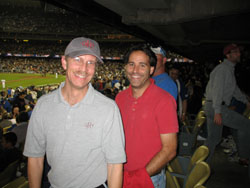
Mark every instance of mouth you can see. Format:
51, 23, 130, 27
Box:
131, 74, 140, 79
75, 72, 87, 79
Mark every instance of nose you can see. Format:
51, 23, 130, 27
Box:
132, 64, 139, 73
78, 61, 88, 71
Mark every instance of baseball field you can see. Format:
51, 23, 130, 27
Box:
0, 73, 66, 91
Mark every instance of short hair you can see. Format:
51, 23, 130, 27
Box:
3, 132, 17, 146
169, 64, 180, 71
123, 44, 157, 69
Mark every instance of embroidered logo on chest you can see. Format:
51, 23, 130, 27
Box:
84, 122, 94, 128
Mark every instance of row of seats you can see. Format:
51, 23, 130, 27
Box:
166, 145, 210, 188
0, 160, 26, 187
2, 176, 28, 188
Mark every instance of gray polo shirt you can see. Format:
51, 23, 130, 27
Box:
23, 82, 126, 188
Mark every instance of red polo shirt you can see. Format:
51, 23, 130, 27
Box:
116, 79, 178, 171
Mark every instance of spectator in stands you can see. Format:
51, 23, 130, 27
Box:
116, 44, 178, 188
12, 91, 26, 112
0, 111, 12, 129
169, 65, 189, 122
10, 106, 19, 125
0, 132, 22, 172
1, 91, 12, 113
150, 46, 177, 100
11, 111, 29, 149
111, 76, 119, 88
204, 44, 250, 165
23, 37, 126, 188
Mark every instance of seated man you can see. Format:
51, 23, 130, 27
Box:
0, 132, 22, 172
11, 111, 29, 148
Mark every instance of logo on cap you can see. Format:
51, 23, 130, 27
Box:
82, 40, 94, 48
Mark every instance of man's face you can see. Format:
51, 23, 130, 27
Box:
13, 107, 19, 116
227, 48, 241, 63
19, 94, 25, 99
62, 55, 97, 91
125, 50, 154, 90
169, 68, 179, 81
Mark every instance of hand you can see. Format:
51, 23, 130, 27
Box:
246, 102, 250, 109
214, 113, 222, 126
181, 113, 186, 122
228, 106, 236, 111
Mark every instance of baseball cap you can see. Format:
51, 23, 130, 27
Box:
150, 46, 167, 57
64, 37, 104, 63
223, 43, 241, 55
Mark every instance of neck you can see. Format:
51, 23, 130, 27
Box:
131, 80, 151, 99
153, 67, 165, 77
61, 84, 89, 106
226, 58, 237, 65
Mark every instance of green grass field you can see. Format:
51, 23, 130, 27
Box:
0, 73, 65, 91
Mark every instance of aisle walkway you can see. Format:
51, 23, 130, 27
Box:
205, 146, 250, 188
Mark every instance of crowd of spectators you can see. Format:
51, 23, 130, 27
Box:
0, 40, 141, 58
0, 6, 125, 35
0, 57, 64, 74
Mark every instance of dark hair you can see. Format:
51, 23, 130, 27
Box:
3, 132, 17, 146
16, 111, 29, 123
123, 44, 157, 69
169, 64, 180, 71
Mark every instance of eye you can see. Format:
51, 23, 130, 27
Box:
127, 62, 134, 67
73, 57, 80, 62
87, 61, 96, 65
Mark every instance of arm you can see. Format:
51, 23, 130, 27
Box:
28, 157, 44, 188
107, 163, 123, 188
181, 99, 188, 122
146, 133, 177, 176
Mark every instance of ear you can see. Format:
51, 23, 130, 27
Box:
163, 57, 167, 65
150, 66, 155, 75
61, 56, 67, 70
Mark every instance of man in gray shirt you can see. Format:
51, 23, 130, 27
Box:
204, 44, 250, 165
23, 37, 126, 188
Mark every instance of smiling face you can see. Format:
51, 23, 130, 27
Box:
61, 54, 97, 92
125, 50, 154, 92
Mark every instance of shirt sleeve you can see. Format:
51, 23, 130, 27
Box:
23, 100, 46, 157
155, 95, 179, 134
102, 103, 126, 164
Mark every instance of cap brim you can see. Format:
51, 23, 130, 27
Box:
66, 48, 104, 63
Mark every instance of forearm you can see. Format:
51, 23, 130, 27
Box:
146, 133, 177, 176
182, 100, 187, 115
107, 163, 123, 188
28, 157, 44, 188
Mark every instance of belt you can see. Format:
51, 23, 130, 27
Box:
206, 100, 226, 105
95, 181, 107, 188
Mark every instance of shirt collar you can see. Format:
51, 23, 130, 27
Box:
128, 78, 155, 101
54, 82, 95, 106
224, 58, 236, 68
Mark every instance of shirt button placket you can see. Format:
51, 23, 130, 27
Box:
66, 108, 72, 130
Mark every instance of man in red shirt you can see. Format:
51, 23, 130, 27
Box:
116, 44, 178, 188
